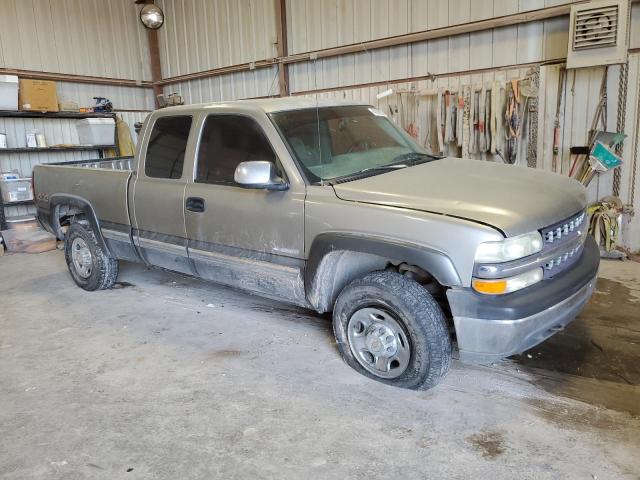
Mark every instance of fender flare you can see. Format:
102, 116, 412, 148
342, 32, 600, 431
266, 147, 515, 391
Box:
48, 194, 111, 255
305, 233, 462, 312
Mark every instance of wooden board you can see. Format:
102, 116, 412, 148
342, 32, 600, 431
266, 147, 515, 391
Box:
1, 227, 56, 254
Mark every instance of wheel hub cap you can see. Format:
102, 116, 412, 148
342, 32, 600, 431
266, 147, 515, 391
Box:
346, 307, 411, 379
71, 237, 93, 278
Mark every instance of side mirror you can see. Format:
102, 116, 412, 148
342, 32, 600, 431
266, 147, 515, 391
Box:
234, 161, 289, 191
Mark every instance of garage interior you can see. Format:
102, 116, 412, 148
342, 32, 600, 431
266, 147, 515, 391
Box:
1, 0, 640, 478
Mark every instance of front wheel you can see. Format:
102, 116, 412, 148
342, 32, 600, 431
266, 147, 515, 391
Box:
64, 222, 118, 291
333, 271, 451, 390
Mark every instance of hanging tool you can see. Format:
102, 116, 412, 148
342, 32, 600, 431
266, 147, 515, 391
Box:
456, 92, 464, 148
478, 85, 487, 153
521, 68, 539, 169
462, 85, 471, 158
444, 91, 453, 144
436, 88, 444, 154
568, 68, 608, 179
588, 196, 622, 253
490, 81, 500, 154
552, 68, 566, 173
505, 79, 521, 164
469, 86, 478, 155
485, 85, 492, 154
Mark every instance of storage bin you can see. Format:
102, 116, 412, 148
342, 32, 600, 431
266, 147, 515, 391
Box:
76, 118, 116, 146
0, 178, 33, 203
0, 75, 19, 111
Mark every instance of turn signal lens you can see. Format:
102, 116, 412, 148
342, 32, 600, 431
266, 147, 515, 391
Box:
473, 268, 543, 295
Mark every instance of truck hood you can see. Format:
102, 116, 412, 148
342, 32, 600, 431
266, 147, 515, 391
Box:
332, 158, 587, 237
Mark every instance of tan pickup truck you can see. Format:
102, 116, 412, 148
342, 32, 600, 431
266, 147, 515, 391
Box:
34, 98, 599, 390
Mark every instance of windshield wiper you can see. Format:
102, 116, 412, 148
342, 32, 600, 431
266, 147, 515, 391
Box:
391, 152, 443, 165
358, 163, 410, 174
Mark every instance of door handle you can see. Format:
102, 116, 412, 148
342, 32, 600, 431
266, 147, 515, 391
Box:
185, 196, 205, 213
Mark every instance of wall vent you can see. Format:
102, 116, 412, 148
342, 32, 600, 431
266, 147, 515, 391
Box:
567, 0, 629, 69
573, 4, 619, 50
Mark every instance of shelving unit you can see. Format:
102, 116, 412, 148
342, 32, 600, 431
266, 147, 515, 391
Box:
0, 110, 119, 230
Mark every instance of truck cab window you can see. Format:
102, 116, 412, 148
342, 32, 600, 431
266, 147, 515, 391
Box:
196, 115, 277, 185
145, 116, 192, 179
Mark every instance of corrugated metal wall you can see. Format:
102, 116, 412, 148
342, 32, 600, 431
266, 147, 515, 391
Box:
156, 0, 278, 78
165, 67, 281, 104
0, 0, 150, 81
286, 0, 574, 55
0, 0, 154, 111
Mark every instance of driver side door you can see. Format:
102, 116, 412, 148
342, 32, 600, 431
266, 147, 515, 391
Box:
183, 113, 307, 305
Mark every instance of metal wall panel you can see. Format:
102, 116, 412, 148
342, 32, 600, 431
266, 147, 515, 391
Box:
0, 0, 151, 81
288, 19, 564, 95
285, 0, 578, 54
163, 67, 280, 104
156, 0, 278, 79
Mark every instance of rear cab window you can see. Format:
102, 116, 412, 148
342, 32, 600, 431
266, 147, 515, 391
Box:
145, 115, 193, 179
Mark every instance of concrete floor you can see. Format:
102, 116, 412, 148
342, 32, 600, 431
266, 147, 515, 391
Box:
1, 250, 639, 479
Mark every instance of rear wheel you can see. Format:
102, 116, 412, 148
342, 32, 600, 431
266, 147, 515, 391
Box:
333, 270, 451, 390
64, 222, 118, 291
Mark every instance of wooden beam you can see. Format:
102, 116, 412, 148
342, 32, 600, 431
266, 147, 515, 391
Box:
143, 0, 164, 108
0, 68, 152, 89
147, 28, 163, 107
290, 59, 566, 97
274, 0, 289, 96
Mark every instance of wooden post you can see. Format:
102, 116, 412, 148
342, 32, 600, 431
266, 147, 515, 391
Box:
274, 0, 289, 97
148, 27, 163, 108
138, 0, 163, 108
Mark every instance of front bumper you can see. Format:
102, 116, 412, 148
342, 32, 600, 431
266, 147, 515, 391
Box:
447, 235, 599, 364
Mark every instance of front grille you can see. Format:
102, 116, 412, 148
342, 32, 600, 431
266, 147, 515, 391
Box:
540, 210, 587, 278
542, 211, 586, 244
544, 242, 583, 277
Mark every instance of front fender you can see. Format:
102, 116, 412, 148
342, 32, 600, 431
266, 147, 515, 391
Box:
305, 233, 461, 312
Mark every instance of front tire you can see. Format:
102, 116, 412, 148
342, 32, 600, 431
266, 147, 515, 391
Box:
333, 271, 451, 390
64, 222, 118, 291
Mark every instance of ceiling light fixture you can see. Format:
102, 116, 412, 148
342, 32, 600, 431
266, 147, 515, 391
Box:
140, 4, 164, 30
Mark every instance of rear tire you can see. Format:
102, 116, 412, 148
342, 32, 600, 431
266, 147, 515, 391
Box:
333, 270, 451, 390
64, 222, 118, 291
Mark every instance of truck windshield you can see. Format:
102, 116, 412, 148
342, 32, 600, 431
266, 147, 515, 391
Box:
271, 105, 438, 184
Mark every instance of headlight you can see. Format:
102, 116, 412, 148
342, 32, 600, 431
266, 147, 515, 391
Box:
473, 268, 543, 295
475, 231, 543, 263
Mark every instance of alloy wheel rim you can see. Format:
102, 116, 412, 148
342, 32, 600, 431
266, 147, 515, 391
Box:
346, 307, 411, 379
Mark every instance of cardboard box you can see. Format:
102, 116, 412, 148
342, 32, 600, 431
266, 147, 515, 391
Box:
18, 79, 59, 112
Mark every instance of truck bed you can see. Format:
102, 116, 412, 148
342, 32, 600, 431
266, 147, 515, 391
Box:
34, 157, 134, 229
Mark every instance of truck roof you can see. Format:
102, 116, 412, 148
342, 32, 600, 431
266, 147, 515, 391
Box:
154, 97, 370, 115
